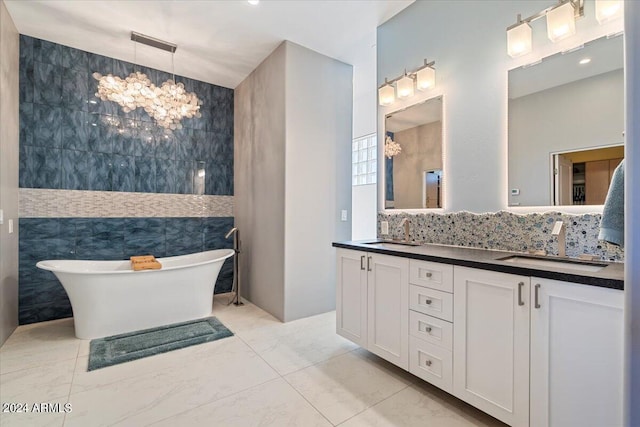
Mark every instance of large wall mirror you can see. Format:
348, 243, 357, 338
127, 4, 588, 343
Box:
384, 96, 443, 209
508, 34, 624, 207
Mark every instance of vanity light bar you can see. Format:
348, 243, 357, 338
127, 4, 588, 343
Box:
378, 59, 436, 106
506, 0, 585, 58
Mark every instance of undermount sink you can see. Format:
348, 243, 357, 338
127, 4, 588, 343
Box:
362, 239, 422, 247
498, 255, 606, 272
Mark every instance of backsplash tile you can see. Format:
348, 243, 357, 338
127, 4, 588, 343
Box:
378, 211, 624, 261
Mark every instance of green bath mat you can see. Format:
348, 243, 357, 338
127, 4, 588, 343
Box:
88, 317, 233, 371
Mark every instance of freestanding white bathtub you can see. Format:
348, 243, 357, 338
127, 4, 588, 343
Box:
37, 249, 235, 339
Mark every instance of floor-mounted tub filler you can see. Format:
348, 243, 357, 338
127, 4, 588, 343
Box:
37, 249, 235, 339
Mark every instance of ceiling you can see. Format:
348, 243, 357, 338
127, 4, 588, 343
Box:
5, 0, 413, 89
386, 96, 443, 133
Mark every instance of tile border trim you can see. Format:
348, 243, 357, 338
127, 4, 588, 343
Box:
20, 188, 233, 218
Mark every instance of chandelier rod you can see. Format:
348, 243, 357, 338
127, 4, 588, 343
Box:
130, 31, 177, 53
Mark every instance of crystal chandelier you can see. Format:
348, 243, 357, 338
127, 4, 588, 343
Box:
93, 32, 202, 130
384, 135, 402, 159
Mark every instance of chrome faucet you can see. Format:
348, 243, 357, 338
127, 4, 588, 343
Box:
400, 218, 410, 242
552, 221, 566, 257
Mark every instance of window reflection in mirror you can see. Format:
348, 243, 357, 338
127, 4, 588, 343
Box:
384, 96, 443, 209
508, 34, 623, 207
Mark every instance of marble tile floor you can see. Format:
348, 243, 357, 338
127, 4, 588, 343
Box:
0, 295, 506, 427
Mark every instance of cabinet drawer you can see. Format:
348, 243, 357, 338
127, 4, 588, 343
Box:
409, 310, 453, 351
409, 336, 453, 393
409, 260, 453, 293
410, 285, 453, 322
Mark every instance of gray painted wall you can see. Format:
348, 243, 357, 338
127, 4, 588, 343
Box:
624, 3, 640, 424
377, 0, 623, 213
235, 41, 352, 322
509, 69, 624, 206
234, 43, 286, 320
283, 41, 352, 322
0, 0, 19, 346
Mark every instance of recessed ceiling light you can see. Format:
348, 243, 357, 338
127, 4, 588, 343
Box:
579, 58, 591, 65
248, 0, 259, 5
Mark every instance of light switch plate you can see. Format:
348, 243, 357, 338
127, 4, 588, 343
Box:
381, 221, 389, 235
341, 210, 348, 221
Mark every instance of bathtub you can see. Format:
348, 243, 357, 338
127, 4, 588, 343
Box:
37, 249, 235, 339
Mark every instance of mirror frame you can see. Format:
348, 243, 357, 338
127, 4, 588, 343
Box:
506, 33, 624, 213
380, 94, 446, 212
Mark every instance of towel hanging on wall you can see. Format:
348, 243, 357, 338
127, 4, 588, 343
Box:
598, 160, 624, 247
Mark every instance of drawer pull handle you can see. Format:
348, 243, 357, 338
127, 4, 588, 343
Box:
518, 281, 525, 306
425, 326, 432, 333
425, 272, 433, 278
425, 360, 432, 367
425, 299, 432, 305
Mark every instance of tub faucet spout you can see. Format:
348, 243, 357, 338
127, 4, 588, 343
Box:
225, 227, 238, 240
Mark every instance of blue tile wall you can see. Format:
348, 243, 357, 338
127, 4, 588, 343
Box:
19, 217, 235, 325
19, 35, 234, 196
18, 35, 236, 325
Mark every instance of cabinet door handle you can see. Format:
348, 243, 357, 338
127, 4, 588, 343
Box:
360, 255, 365, 271
518, 281, 525, 306
535, 284, 541, 309
425, 272, 433, 278
425, 326, 432, 333
425, 299, 432, 305
367, 256, 372, 272
425, 360, 432, 367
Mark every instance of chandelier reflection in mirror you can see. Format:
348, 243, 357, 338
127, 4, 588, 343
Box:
384, 135, 402, 159
93, 32, 202, 130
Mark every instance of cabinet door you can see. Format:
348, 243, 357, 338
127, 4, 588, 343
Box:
530, 278, 623, 427
336, 248, 368, 347
367, 253, 409, 369
453, 267, 530, 427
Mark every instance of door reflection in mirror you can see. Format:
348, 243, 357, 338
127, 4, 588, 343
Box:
552, 145, 623, 206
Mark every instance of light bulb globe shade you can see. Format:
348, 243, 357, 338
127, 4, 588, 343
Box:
507, 22, 532, 58
378, 84, 395, 106
595, 0, 622, 24
416, 66, 435, 91
396, 75, 414, 99
546, 2, 576, 42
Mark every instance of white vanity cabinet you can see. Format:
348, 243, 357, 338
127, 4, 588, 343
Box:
335, 248, 409, 369
335, 246, 624, 427
452, 267, 531, 427
529, 277, 624, 427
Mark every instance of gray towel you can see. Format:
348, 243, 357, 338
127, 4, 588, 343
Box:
598, 160, 624, 247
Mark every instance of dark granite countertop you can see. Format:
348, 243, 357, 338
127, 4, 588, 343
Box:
332, 240, 624, 290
